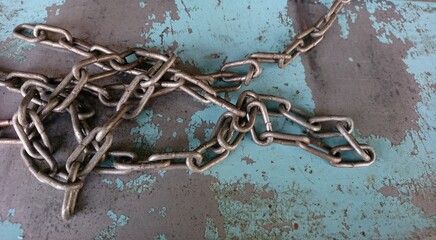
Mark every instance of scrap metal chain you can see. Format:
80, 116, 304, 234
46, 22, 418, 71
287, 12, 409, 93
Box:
0, 0, 375, 220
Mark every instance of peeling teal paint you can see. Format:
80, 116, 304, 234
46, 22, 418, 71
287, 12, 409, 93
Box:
102, 178, 113, 185
7, 209, 16, 217
0, 39, 34, 61
0, 0, 433, 238
115, 178, 124, 191
154, 233, 168, 240
337, 14, 350, 39
0, 0, 66, 61
159, 207, 167, 218
141, 0, 315, 153
103, 174, 157, 193
141, 0, 436, 238
185, 104, 225, 150
158, 170, 167, 177
204, 217, 219, 240
94, 210, 129, 240
131, 110, 163, 154
176, 117, 184, 123
0, 209, 24, 240
318, 1, 358, 40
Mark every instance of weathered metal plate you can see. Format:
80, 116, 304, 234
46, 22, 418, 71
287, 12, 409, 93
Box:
0, 0, 434, 239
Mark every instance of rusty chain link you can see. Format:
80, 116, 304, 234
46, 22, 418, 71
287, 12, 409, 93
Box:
0, 0, 375, 220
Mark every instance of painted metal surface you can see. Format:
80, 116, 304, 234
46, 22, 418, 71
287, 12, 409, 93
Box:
0, 0, 435, 239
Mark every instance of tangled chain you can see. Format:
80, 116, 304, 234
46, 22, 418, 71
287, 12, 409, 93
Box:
0, 0, 375, 220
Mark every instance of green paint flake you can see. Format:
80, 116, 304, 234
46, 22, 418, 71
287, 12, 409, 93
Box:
94, 210, 129, 240
102, 178, 113, 185
159, 207, 167, 218
125, 174, 157, 193
7, 209, 16, 217
115, 178, 124, 191
154, 233, 168, 240
176, 117, 184, 123
159, 170, 167, 177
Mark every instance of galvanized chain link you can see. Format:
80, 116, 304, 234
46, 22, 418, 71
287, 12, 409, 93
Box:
0, 0, 374, 220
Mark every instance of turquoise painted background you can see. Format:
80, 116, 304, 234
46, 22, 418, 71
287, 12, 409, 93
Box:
0, 0, 434, 239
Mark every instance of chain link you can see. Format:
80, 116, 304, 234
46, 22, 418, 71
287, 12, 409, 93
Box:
0, 0, 375, 220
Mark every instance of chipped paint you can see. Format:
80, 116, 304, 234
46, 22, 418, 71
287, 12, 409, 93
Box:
0, 0, 66, 61
141, 0, 435, 238
318, 0, 357, 39
0, 209, 24, 240
94, 210, 129, 240
204, 217, 219, 239
0, 0, 434, 239
158, 170, 167, 177
103, 174, 157, 193
159, 207, 167, 218
153, 233, 168, 240
298, 0, 423, 144
130, 110, 163, 154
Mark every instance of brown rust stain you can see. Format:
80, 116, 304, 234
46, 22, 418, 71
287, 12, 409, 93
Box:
287, 1, 422, 144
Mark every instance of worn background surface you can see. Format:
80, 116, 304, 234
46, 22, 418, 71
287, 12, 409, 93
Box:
0, 0, 435, 239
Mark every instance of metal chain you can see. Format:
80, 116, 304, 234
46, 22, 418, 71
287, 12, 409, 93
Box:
0, 0, 374, 220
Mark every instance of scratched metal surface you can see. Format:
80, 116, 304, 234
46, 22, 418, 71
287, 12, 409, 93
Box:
0, 0, 435, 239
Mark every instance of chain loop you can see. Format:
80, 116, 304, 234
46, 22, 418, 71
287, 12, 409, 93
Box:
0, 0, 376, 220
